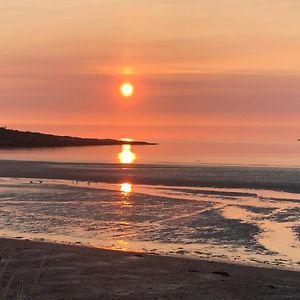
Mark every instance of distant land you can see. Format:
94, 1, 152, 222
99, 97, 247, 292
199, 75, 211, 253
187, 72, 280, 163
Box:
0, 127, 156, 148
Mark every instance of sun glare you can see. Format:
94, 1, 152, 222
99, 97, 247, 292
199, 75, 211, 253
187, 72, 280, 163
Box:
120, 83, 134, 97
118, 144, 136, 164
120, 183, 132, 194
121, 138, 133, 142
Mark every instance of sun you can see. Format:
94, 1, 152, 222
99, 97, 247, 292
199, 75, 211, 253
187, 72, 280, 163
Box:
120, 83, 134, 97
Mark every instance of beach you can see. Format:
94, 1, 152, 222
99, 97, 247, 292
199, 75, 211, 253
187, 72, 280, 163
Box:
0, 160, 299, 298
0, 161, 300, 268
0, 237, 300, 299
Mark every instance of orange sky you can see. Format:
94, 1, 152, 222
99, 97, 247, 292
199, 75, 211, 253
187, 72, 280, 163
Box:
1, 1, 300, 142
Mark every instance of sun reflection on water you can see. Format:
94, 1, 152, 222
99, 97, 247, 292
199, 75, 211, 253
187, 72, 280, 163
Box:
110, 239, 130, 251
120, 182, 133, 206
120, 183, 132, 194
118, 144, 136, 164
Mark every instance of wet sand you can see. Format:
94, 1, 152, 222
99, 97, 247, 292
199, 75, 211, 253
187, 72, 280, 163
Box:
1, 159, 300, 193
0, 238, 299, 299
1, 177, 299, 269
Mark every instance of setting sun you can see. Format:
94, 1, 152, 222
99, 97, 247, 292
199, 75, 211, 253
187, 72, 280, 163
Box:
120, 83, 134, 97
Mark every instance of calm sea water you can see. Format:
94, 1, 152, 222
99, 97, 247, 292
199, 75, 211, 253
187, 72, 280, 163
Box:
0, 140, 299, 166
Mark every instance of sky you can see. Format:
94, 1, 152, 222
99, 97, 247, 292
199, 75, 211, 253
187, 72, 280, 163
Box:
1, 0, 300, 142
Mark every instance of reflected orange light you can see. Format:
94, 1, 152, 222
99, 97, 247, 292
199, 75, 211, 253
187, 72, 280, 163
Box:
118, 144, 136, 164
120, 183, 132, 194
110, 239, 130, 251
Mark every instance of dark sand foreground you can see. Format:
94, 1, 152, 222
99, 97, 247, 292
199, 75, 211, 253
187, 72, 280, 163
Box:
0, 238, 299, 299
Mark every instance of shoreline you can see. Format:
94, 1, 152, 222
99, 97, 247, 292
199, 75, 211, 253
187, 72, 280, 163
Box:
1, 158, 300, 170
0, 237, 299, 299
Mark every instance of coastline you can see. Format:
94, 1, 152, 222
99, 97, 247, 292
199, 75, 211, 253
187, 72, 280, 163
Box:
0, 237, 299, 299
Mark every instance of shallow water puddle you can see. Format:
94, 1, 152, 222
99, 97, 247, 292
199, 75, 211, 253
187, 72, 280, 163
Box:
222, 206, 300, 262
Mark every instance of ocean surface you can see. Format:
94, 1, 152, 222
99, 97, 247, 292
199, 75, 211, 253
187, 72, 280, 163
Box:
0, 158, 299, 270
0, 140, 299, 166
